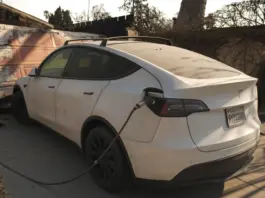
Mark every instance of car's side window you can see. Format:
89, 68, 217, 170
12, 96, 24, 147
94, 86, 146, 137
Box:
64, 48, 103, 79
63, 47, 140, 80
99, 53, 140, 79
39, 49, 72, 78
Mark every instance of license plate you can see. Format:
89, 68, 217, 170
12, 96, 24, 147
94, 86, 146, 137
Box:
225, 106, 246, 128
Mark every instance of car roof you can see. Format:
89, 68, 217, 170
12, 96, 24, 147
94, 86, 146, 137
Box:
66, 40, 241, 79
107, 41, 238, 69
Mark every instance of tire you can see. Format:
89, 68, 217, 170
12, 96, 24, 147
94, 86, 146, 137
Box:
11, 91, 32, 125
84, 126, 132, 193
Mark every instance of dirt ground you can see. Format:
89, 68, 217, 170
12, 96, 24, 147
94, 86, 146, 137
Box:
0, 178, 8, 198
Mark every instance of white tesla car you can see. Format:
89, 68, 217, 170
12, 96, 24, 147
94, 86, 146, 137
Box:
11, 37, 260, 193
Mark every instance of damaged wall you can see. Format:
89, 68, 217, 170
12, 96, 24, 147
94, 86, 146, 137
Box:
0, 24, 99, 85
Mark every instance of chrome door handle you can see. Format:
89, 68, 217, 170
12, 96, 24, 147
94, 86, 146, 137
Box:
48, 86, 55, 89
83, 92, 94, 95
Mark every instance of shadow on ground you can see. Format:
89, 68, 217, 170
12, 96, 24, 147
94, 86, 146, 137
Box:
0, 114, 264, 197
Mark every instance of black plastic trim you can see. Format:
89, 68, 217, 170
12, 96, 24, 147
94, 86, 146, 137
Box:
64, 36, 173, 46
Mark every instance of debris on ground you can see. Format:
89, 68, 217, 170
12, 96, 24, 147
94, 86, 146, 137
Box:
0, 177, 8, 198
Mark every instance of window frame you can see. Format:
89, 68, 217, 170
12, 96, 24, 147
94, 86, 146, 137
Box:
38, 48, 73, 79
62, 46, 141, 81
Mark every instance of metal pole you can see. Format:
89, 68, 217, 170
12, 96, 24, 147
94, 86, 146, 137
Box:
132, 0, 135, 14
87, 0, 90, 21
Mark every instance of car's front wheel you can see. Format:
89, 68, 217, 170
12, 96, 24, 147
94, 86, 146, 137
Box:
11, 90, 32, 125
84, 126, 132, 193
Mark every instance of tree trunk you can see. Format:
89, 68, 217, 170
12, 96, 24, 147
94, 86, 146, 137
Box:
174, 0, 207, 31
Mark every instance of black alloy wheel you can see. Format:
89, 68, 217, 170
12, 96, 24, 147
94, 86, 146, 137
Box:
85, 126, 132, 193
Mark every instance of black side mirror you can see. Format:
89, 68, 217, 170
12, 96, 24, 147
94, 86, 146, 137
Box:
28, 68, 39, 77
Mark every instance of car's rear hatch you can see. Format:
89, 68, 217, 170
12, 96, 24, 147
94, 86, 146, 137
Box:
111, 43, 261, 152
165, 75, 260, 152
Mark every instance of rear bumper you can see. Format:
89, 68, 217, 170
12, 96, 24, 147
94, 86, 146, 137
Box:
169, 145, 256, 185
137, 145, 256, 188
123, 117, 260, 181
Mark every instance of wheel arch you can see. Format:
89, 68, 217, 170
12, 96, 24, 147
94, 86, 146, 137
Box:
13, 84, 21, 93
81, 115, 135, 178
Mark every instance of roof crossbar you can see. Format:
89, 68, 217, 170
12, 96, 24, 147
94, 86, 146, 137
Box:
100, 36, 173, 46
64, 36, 173, 46
64, 38, 106, 46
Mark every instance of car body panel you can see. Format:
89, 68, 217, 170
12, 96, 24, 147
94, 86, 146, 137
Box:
92, 68, 162, 143
163, 77, 260, 152
54, 79, 109, 144
123, 117, 259, 180
27, 77, 62, 128
187, 100, 260, 152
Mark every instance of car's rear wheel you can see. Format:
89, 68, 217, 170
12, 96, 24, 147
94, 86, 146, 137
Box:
11, 91, 32, 125
84, 126, 132, 193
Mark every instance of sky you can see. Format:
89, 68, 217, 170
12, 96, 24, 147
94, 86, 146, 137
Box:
4, 0, 244, 21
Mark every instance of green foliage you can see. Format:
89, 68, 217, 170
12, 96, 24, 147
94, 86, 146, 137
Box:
44, 7, 73, 30
120, 0, 172, 35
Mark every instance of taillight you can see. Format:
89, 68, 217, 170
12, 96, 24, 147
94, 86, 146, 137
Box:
145, 97, 209, 117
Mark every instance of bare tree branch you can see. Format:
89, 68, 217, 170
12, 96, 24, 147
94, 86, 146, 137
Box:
91, 4, 111, 21
120, 0, 172, 35
207, 0, 265, 28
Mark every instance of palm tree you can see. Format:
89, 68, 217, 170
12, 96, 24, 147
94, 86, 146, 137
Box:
174, 0, 207, 30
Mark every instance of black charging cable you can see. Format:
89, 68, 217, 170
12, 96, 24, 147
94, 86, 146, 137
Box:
0, 100, 145, 186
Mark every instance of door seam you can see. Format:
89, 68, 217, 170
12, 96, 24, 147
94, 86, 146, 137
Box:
91, 81, 110, 115
54, 79, 63, 127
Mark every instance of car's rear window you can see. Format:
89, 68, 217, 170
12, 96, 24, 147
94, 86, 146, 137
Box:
110, 42, 240, 79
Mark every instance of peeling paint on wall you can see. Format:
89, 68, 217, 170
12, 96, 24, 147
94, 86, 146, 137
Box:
0, 24, 99, 85
0, 46, 13, 60
0, 30, 13, 45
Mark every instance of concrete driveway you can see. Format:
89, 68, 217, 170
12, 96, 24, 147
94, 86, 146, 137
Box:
0, 114, 265, 198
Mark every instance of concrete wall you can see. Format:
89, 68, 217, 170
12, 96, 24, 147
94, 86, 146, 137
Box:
0, 24, 99, 85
